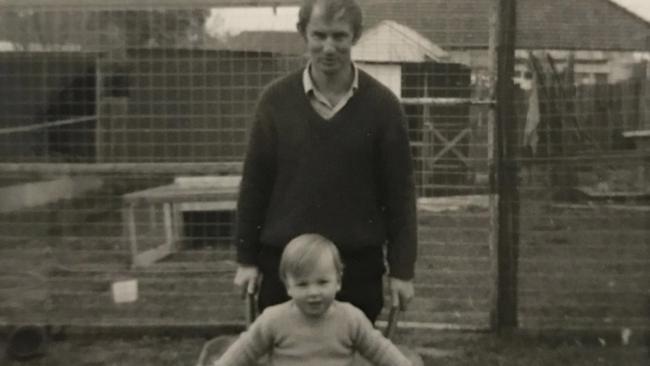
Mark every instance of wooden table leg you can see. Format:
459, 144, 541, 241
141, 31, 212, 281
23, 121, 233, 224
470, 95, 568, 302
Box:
172, 204, 184, 251
163, 202, 174, 250
123, 203, 138, 269
133, 203, 175, 267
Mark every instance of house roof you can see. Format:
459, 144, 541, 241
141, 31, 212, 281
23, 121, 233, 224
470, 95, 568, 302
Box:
352, 20, 448, 62
359, 0, 650, 51
224, 20, 450, 63
2, 0, 647, 52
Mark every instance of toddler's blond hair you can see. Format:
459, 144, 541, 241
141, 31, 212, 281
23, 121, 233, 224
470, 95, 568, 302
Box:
279, 233, 343, 284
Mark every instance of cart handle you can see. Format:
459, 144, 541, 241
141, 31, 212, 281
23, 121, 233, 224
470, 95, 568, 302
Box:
245, 292, 257, 327
384, 305, 400, 340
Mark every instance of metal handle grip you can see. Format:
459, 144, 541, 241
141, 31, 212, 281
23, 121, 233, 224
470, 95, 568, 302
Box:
245, 292, 257, 327
384, 306, 399, 340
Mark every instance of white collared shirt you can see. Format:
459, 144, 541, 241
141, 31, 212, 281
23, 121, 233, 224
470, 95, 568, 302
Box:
302, 62, 359, 120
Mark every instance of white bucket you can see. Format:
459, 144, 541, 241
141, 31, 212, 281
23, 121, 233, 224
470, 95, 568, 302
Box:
111, 279, 138, 304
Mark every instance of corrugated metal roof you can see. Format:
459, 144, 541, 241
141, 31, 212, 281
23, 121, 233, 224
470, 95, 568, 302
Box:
360, 0, 650, 51
352, 20, 448, 62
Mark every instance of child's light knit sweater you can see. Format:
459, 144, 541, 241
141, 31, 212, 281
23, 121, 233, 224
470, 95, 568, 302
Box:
214, 300, 411, 366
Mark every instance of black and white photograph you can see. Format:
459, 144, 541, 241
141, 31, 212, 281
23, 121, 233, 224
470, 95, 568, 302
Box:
0, 0, 648, 365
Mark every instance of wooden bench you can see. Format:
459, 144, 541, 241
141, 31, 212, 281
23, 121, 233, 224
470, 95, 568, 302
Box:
122, 176, 241, 267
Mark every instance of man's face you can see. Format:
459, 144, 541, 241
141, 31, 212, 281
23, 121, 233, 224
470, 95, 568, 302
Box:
304, 6, 356, 77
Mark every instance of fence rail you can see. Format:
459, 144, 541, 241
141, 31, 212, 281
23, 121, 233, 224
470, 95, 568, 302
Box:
0, 116, 96, 136
0, 162, 243, 174
0, 0, 302, 9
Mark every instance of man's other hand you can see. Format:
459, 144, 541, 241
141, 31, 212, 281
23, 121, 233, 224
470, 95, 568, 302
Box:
234, 265, 260, 298
389, 277, 414, 311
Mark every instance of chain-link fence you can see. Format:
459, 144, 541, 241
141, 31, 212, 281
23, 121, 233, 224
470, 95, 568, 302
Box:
0, 0, 647, 337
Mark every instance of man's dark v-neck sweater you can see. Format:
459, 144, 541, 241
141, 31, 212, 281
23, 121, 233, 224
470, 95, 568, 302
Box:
235, 68, 417, 280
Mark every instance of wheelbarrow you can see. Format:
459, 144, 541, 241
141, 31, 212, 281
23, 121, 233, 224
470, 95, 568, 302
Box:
196, 294, 423, 366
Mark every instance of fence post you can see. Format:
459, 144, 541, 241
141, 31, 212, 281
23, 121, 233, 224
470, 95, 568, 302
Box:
489, 0, 519, 333
639, 61, 649, 131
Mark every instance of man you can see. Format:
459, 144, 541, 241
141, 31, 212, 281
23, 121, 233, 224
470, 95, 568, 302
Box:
233, 0, 417, 322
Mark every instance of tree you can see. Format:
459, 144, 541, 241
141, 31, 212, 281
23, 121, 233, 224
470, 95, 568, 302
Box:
0, 8, 210, 51
94, 9, 210, 48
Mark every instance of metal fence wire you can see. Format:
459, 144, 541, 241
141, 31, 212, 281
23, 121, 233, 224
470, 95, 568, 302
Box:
0, 0, 648, 336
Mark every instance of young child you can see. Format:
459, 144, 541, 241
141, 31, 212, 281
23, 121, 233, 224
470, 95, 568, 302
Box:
213, 233, 412, 366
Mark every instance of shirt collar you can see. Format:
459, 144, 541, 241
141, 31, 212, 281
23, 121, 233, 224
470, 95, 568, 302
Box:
303, 61, 359, 95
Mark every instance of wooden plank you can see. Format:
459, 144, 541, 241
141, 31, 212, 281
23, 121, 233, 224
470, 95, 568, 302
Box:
0, 162, 243, 174
172, 205, 183, 245
622, 129, 650, 138
177, 201, 236, 211
573, 185, 650, 198
0, 0, 301, 9
174, 175, 241, 188
123, 185, 238, 204
133, 244, 174, 268
417, 195, 490, 213
550, 203, 650, 212
642, 64, 650, 130
0, 176, 102, 213
162, 203, 175, 253
0, 116, 95, 135
430, 127, 471, 166
123, 204, 139, 268
401, 97, 494, 107
95, 58, 102, 163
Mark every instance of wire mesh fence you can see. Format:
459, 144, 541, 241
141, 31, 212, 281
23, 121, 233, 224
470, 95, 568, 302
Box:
515, 58, 650, 331
512, 0, 650, 334
0, 0, 647, 338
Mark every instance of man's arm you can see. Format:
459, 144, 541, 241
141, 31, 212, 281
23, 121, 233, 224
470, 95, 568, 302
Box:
349, 305, 412, 366
212, 310, 274, 366
233, 91, 277, 295
234, 91, 277, 266
377, 91, 418, 309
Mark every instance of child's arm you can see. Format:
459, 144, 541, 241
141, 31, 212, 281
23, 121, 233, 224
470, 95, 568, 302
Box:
349, 306, 412, 366
212, 311, 274, 366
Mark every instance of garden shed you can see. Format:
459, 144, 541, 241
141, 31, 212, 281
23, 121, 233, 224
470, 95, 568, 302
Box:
353, 20, 472, 196
0, 48, 299, 164
96, 48, 298, 163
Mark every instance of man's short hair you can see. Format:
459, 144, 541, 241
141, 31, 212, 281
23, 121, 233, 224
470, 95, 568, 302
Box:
296, 0, 363, 41
279, 233, 344, 284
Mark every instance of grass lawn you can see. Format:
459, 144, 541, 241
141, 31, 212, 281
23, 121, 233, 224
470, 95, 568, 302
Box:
1, 332, 647, 365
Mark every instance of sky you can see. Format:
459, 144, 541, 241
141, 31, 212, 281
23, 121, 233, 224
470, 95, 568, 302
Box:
205, 6, 298, 37
610, 0, 650, 21
205, 1, 650, 36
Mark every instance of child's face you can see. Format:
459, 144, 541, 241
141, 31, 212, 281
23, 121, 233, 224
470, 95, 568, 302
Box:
285, 252, 341, 318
